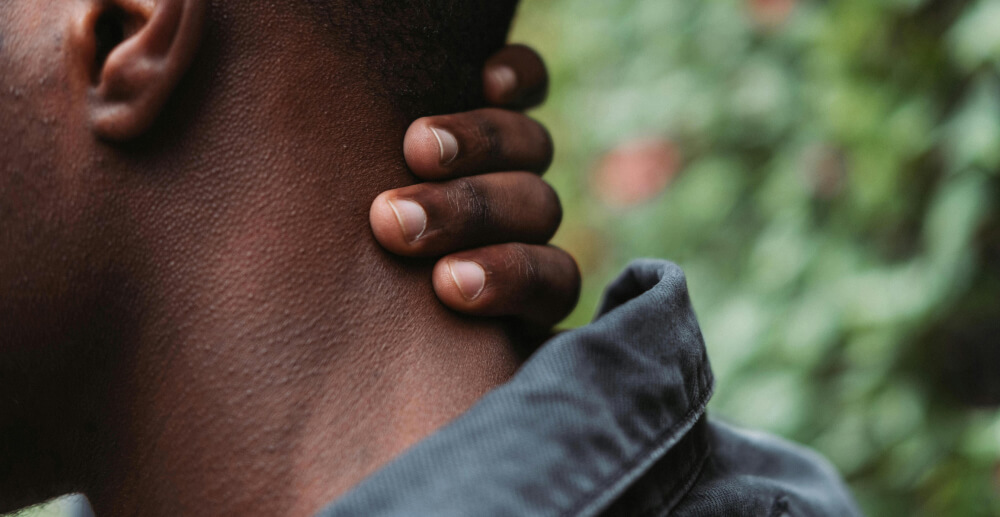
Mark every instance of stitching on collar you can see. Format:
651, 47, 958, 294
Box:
567, 369, 714, 517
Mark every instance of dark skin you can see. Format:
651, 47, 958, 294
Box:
0, 1, 575, 516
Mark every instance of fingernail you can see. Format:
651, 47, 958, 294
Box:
430, 126, 459, 165
388, 199, 427, 243
449, 260, 486, 301
489, 65, 518, 97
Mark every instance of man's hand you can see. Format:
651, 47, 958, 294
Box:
370, 45, 580, 331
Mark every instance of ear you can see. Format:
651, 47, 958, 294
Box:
87, 0, 206, 141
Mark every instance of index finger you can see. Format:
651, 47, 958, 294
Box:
404, 108, 553, 180
483, 44, 549, 110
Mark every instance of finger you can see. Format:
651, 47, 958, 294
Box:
404, 108, 553, 180
483, 44, 549, 110
370, 172, 562, 257
432, 244, 581, 329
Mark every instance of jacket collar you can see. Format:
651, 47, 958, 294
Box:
316, 260, 715, 517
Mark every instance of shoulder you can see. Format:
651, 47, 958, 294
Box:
671, 418, 862, 517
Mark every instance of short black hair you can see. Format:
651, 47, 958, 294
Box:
299, 1, 520, 118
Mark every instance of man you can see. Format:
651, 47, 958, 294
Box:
0, 1, 861, 516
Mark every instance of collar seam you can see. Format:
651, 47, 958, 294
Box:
564, 375, 714, 517
649, 424, 712, 517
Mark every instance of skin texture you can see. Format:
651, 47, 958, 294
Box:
0, 1, 574, 516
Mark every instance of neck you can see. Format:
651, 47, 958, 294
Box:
84, 23, 519, 517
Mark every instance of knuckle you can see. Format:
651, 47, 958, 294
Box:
504, 243, 541, 292
448, 178, 491, 232
469, 112, 503, 159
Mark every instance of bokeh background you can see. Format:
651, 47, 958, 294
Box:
512, 0, 1000, 515
14, 0, 1000, 516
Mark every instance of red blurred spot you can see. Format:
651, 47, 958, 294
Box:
592, 138, 682, 208
748, 0, 797, 29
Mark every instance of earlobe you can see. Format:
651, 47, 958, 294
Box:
88, 0, 206, 141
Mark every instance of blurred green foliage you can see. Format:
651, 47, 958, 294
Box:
512, 0, 1000, 514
